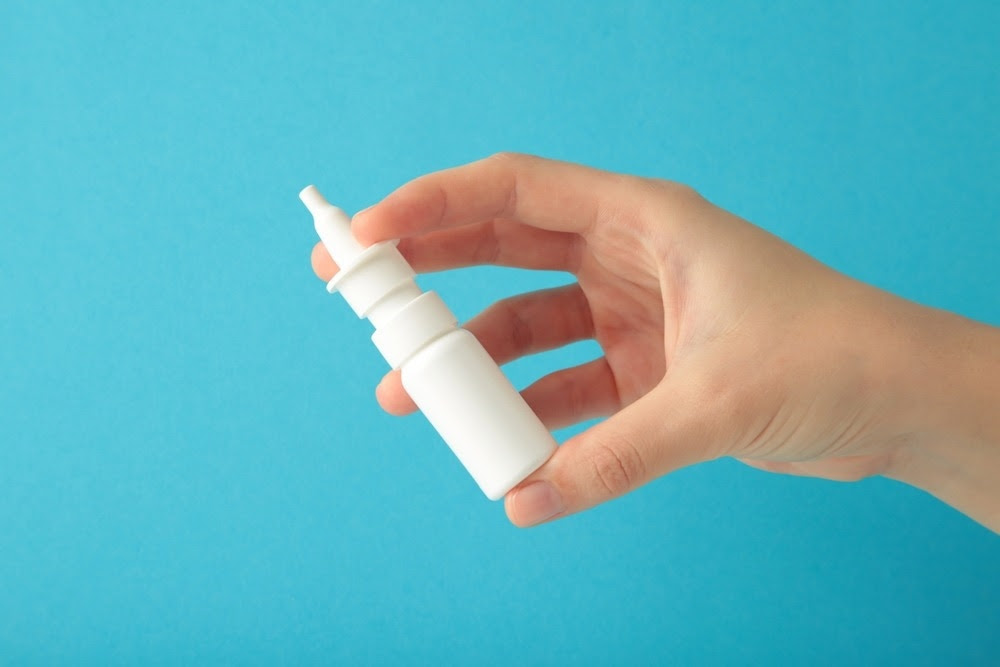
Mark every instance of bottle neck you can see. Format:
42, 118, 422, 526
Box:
370, 291, 459, 369
366, 281, 423, 328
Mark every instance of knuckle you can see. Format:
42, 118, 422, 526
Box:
484, 153, 530, 218
488, 151, 529, 165
589, 438, 646, 498
492, 293, 524, 318
566, 376, 587, 420
508, 308, 533, 351
483, 295, 533, 351
473, 220, 503, 264
645, 177, 702, 204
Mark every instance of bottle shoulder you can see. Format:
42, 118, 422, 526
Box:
400, 328, 477, 373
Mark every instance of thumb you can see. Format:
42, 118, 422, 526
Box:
504, 379, 716, 527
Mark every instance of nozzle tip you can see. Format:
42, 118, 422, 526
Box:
299, 184, 329, 214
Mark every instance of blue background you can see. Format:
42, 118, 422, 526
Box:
2, 0, 997, 663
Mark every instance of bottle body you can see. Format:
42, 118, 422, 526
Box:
301, 185, 557, 500
401, 328, 557, 500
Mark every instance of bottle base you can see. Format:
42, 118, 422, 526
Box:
481, 444, 557, 501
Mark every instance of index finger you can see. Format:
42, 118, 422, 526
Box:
351, 153, 632, 245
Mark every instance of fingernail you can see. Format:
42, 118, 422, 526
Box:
512, 481, 564, 526
351, 206, 376, 244
352, 205, 374, 224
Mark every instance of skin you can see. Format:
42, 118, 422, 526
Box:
311, 153, 1000, 531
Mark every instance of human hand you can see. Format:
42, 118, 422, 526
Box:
312, 154, 1000, 530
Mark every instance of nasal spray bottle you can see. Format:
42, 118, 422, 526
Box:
301, 186, 557, 500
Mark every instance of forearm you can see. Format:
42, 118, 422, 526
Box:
885, 305, 1000, 531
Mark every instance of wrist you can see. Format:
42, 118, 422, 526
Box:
881, 301, 1000, 531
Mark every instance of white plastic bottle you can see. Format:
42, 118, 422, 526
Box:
301, 185, 557, 500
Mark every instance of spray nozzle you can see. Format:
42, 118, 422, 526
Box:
299, 185, 365, 268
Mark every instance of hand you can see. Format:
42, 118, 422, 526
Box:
311, 154, 1000, 530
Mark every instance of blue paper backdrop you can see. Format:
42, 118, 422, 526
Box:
1, 1, 997, 664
